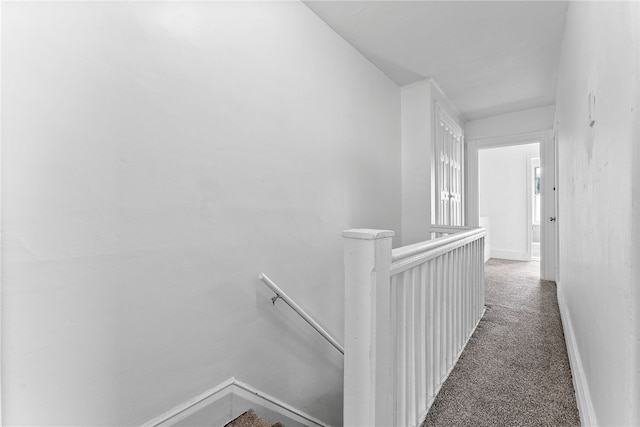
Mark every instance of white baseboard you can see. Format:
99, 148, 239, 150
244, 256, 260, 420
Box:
141, 378, 330, 427
557, 285, 598, 427
490, 249, 529, 261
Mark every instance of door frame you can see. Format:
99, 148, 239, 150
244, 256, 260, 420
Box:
527, 155, 541, 261
466, 130, 557, 280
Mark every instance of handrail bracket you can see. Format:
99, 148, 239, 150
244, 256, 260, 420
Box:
258, 273, 344, 355
271, 293, 282, 305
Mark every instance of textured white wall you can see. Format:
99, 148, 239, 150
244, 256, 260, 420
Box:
401, 82, 431, 246
555, 1, 640, 425
1, 2, 401, 425
465, 105, 555, 141
478, 144, 539, 260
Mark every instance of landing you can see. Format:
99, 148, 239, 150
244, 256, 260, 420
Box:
422, 259, 580, 426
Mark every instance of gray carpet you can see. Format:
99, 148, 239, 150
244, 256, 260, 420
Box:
422, 259, 580, 426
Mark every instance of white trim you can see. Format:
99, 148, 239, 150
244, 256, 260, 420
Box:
401, 79, 430, 91
232, 379, 328, 427
401, 78, 464, 123
557, 286, 598, 427
469, 130, 552, 149
141, 377, 330, 427
490, 250, 530, 261
427, 78, 464, 121
437, 104, 463, 136
142, 378, 236, 427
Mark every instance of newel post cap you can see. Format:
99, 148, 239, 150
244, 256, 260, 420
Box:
342, 229, 395, 240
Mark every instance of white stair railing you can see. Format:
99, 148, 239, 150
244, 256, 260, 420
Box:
342, 226, 485, 427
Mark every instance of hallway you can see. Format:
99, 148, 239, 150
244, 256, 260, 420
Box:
422, 259, 580, 426
2, 2, 638, 424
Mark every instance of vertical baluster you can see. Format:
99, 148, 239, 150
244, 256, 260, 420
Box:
478, 239, 483, 317
471, 241, 475, 328
418, 263, 427, 416
471, 240, 477, 320
449, 250, 458, 368
462, 245, 469, 344
449, 246, 458, 360
478, 239, 482, 317
406, 269, 415, 426
396, 273, 407, 427
476, 239, 481, 318
462, 244, 467, 338
465, 244, 469, 337
465, 243, 470, 334
447, 252, 454, 372
471, 242, 475, 327
480, 236, 485, 310
441, 252, 448, 377
435, 255, 442, 386
455, 247, 461, 352
461, 246, 466, 346
390, 274, 398, 425
428, 259, 435, 401
456, 248, 464, 355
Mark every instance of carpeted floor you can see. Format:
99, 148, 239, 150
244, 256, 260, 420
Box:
224, 410, 283, 427
422, 259, 580, 426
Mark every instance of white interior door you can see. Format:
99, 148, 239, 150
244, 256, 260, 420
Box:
435, 107, 464, 226
540, 134, 557, 280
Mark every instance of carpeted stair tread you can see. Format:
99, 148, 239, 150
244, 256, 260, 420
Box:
224, 409, 283, 427
422, 259, 580, 426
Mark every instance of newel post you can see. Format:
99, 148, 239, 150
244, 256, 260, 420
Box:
342, 229, 395, 427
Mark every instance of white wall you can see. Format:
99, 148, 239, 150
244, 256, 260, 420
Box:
401, 79, 464, 245
465, 105, 555, 141
554, 1, 640, 425
1, 2, 401, 425
478, 144, 539, 260
401, 82, 431, 245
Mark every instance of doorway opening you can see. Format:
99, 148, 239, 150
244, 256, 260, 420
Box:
478, 143, 540, 274
468, 130, 556, 281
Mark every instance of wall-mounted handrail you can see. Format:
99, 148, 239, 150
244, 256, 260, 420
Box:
258, 273, 344, 355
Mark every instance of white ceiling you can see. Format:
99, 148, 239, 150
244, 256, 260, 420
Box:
304, 1, 568, 121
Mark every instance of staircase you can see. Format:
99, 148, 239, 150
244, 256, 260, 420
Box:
225, 410, 284, 427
